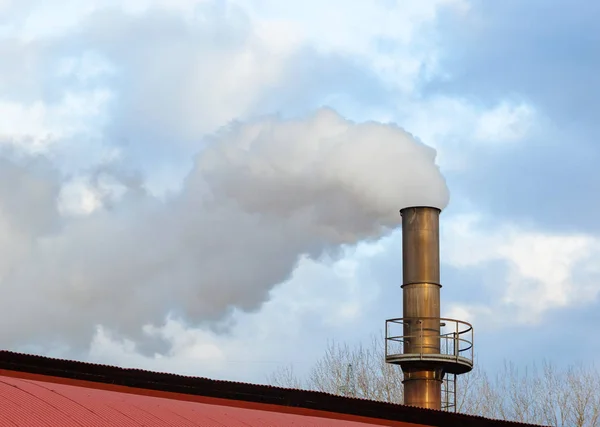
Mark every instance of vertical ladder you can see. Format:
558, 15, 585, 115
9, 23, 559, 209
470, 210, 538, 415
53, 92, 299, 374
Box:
441, 373, 456, 412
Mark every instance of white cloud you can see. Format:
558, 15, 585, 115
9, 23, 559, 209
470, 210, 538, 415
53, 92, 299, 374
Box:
443, 214, 600, 326
4, 0, 212, 40
3, 0, 468, 103
474, 102, 536, 142
0, 3, 288, 157
238, 0, 469, 94
57, 179, 103, 216
57, 172, 131, 216
399, 96, 539, 171
499, 232, 597, 316
0, 0, 478, 182
0, 89, 112, 153
56, 50, 117, 82
1, 2, 295, 195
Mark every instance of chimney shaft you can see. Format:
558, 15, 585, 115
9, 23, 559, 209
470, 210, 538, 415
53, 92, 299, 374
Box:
400, 206, 442, 410
386, 206, 473, 411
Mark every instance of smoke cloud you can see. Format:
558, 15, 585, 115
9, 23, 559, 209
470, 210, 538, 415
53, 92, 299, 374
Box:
0, 108, 447, 350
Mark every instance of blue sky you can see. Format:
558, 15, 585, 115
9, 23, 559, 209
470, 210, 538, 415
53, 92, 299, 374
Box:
1, 0, 599, 385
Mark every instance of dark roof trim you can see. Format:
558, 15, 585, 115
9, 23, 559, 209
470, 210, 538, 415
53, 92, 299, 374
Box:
0, 350, 546, 427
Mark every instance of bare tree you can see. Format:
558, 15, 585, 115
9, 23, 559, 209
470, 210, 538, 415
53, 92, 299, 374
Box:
536, 362, 600, 427
268, 335, 403, 403
267, 364, 304, 389
456, 363, 494, 415
269, 337, 600, 427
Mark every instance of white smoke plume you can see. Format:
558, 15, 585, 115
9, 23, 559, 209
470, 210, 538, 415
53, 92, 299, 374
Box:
0, 108, 447, 350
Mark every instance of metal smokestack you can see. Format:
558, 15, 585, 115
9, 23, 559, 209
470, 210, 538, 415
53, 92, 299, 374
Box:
385, 206, 474, 412
401, 206, 442, 409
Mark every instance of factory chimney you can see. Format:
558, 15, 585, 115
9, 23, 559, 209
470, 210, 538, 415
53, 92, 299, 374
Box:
385, 207, 474, 411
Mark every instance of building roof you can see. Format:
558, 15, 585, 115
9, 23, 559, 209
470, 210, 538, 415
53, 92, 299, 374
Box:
0, 350, 546, 427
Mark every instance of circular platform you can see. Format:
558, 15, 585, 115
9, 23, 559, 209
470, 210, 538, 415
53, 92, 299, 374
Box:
385, 317, 474, 376
385, 353, 473, 375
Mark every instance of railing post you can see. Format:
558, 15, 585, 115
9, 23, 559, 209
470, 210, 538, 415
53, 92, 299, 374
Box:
455, 321, 459, 361
385, 321, 388, 358
470, 326, 474, 361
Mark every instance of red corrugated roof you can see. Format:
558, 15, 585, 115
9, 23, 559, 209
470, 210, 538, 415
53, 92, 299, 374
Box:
0, 350, 548, 427
0, 374, 422, 427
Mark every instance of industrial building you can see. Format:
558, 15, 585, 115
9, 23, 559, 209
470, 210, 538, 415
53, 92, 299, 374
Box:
0, 350, 545, 426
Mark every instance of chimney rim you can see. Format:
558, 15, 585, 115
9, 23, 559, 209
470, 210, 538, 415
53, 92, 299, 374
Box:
399, 206, 442, 215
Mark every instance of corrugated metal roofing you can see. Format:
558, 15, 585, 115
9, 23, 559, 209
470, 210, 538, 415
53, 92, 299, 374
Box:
0, 374, 419, 426
0, 350, 549, 427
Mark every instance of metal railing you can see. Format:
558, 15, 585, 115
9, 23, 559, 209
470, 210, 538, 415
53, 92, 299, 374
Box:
385, 317, 474, 365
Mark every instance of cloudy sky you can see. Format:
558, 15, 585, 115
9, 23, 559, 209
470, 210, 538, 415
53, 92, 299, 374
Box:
1, 0, 599, 386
